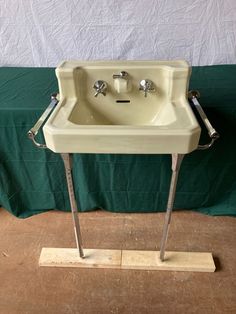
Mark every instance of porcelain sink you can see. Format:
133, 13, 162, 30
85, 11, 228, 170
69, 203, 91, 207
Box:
43, 60, 201, 154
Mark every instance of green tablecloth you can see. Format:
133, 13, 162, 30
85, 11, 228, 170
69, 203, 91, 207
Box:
0, 66, 235, 218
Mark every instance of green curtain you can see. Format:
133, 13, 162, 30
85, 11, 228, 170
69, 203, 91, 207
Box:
0, 65, 235, 218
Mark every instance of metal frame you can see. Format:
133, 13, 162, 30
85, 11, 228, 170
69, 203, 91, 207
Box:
28, 94, 59, 149
61, 153, 84, 258
159, 154, 184, 261
28, 90, 219, 262
188, 90, 220, 150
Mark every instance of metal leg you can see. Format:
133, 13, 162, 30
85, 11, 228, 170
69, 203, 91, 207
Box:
159, 154, 184, 261
61, 153, 85, 258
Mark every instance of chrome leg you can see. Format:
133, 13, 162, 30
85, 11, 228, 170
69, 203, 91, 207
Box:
61, 153, 85, 258
159, 154, 184, 261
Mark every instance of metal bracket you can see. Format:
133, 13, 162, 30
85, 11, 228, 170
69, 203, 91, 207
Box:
27, 93, 59, 149
188, 90, 220, 150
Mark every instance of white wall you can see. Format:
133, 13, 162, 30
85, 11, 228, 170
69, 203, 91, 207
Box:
0, 0, 236, 67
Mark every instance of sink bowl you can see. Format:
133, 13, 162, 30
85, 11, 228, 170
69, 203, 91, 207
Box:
43, 60, 201, 154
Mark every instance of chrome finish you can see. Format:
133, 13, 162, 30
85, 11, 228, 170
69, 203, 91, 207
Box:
28, 93, 59, 149
139, 79, 155, 97
93, 80, 107, 97
61, 153, 85, 258
188, 90, 200, 99
159, 154, 184, 262
198, 138, 218, 150
28, 131, 47, 149
188, 90, 220, 150
113, 71, 128, 79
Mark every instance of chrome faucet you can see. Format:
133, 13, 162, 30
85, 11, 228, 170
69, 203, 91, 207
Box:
93, 80, 107, 97
113, 71, 128, 79
139, 79, 155, 97
113, 71, 130, 93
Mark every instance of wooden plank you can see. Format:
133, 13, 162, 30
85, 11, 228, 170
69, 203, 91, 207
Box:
121, 250, 216, 272
39, 248, 122, 268
39, 248, 216, 272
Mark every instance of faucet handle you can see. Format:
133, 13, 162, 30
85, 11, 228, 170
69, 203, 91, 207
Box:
139, 79, 155, 97
93, 80, 107, 97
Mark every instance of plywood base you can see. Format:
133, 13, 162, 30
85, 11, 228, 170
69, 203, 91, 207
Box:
39, 248, 216, 272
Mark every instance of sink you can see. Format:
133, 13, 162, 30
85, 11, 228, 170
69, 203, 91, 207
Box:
43, 60, 201, 154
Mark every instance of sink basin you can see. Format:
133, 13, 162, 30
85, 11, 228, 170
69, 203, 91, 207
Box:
43, 60, 201, 154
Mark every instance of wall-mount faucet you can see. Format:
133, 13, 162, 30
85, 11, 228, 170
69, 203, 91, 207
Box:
113, 71, 130, 93
139, 79, 155, 97
93, 80, 107, 97
113, 71, 128, 79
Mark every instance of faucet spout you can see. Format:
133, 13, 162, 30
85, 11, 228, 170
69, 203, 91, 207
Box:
113, 71, 130, 94
113, 71, 128, 79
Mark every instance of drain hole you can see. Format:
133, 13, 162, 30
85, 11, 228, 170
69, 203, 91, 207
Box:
116, 100, 130, 103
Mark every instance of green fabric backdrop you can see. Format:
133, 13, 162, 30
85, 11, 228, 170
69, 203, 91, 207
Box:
0, 65, 235, 218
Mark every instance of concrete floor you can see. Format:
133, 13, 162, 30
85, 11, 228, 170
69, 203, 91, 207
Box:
0, 208, 235, 314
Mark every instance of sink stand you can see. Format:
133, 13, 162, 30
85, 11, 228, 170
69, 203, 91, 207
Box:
27, 63, 219, 272
37, 151, 215, 272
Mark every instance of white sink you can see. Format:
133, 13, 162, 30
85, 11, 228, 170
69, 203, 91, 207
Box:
43, 60, 201, 154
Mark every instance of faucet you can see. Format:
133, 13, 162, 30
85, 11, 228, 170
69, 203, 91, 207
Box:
139, 79, 155, 97
113, 71, 128, 79
93, 80, 107, 97
113, 71, 130, 93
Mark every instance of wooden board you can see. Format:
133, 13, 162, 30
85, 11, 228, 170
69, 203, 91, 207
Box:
39, 248, 121, 268
39, 248, 216, 272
